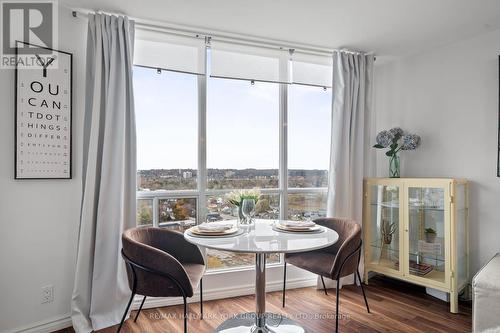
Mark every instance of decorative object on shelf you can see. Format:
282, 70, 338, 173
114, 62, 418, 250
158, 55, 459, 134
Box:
379, 219, 397, 263
395, 260, 433, 276
15, 41, 72, 179
381, 220, 397, 245
424, 227, 437, 243
373, 127, 421, 178
227, 189, 260, 225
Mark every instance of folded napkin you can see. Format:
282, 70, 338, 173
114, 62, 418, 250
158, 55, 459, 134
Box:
280, 220, 316, 228
198, 222, 234, 232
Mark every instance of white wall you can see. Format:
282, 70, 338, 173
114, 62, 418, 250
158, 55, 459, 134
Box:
374, 27, 500, 274
0, 7, 86, 333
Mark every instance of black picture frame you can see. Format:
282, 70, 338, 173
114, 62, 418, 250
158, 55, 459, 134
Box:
14, 41, 73, 179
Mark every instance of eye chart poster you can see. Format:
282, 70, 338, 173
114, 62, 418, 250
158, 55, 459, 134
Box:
15, 41, 72, 179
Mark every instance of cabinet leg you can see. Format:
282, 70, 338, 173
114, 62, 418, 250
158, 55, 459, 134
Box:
450, 291, 458, 313
363, 270, 369, 285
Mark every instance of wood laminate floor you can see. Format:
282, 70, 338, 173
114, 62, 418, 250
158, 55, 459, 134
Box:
55, 276, 471, 333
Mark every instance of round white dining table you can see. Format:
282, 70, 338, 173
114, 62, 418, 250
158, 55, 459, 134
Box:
184, 219, 339, 333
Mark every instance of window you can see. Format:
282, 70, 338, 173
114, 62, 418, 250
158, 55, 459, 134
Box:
288, 192, 327, 221
134, 66, 198, 191
158, 198, 197, 229
136, 199, 153, 226
288, 85, 331, 188
207, 78, 279, 189
287, 84, 331, 221
205, 77, 280, 269
134, 37, 333, 273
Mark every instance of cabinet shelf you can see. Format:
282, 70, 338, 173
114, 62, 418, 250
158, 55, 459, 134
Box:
409, 254, 445, 263
370, 202, 446, 211
370, 241, 399, 251
368, 257, 398, 270
370, 202, 400, 208
419, 269, 445, 283
370, 241, 445, 264
371, 202, 468, 213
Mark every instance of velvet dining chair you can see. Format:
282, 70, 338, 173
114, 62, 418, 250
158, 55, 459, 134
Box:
282, 218, 370, 333
119, 227, 205, 333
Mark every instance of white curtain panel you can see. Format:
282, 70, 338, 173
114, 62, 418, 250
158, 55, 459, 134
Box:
321, 50, 374, 289
71, 13, 136, 333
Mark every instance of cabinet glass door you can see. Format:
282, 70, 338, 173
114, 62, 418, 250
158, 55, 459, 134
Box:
407, 186, 446, 284
368, 184, 400, 273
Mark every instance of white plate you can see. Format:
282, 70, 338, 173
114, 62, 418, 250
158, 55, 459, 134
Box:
190, 226, 238, 236
273, 224, 324, 233
186, 227, 245, 238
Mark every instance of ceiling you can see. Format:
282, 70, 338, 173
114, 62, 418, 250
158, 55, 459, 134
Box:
61, 0, 500, 63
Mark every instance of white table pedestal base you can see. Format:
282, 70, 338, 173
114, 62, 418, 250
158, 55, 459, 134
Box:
215, 253, 306, 333
215, 313, 306, 333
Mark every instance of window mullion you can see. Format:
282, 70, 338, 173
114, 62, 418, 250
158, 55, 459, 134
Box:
197, 43, 209, 224
279, 82, 288, 221
152, 196, 159, 227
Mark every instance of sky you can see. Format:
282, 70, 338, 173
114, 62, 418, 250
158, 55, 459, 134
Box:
133, 66, 331, 170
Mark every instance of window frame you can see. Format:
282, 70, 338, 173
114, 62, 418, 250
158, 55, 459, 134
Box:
135, 44, 329, 273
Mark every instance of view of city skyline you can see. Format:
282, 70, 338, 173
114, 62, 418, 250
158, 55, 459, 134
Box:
137, 167, 328, 190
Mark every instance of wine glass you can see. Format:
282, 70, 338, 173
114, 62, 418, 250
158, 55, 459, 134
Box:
241, 198, 256, 225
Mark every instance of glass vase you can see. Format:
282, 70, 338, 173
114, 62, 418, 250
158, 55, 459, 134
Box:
389, 154, 400, 178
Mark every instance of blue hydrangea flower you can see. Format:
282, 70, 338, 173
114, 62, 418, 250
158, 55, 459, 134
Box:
389, 127, 404, 137
401, 134, 421, 150
376, 130, 394, 148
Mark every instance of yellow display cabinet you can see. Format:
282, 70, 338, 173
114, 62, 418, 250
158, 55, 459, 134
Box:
363, 178, 469, 313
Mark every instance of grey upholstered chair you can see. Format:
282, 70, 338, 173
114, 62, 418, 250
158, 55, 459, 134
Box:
282, 218, 370, 333
119, 227, 206, 333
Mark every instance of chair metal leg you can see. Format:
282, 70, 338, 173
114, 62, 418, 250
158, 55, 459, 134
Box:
134, 296, 146, 322
320, 275, 328, 295
200, 278, 203, 319
335, 278, 340, 333
117, 291, 135, 333
183, 296, 188, 333
357, 269, 370, 313
282, 262, 287, 308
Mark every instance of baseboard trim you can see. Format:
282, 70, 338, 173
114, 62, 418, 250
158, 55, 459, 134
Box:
3, 314, 72, 333
3, 277, 316, 333
133, 276, 317, 310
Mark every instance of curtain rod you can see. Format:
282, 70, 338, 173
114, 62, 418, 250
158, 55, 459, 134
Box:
70, 7, 375, 59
